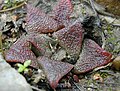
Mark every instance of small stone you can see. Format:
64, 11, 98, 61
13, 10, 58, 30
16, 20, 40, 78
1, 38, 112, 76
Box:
93, 73, 103, 82
112, 56, 120, 70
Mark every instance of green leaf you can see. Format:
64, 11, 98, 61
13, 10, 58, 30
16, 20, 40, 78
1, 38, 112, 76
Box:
18, 67, 25, 73
24, 68, 29, 73
24, 60, 31, 67
17, 63, 24, 68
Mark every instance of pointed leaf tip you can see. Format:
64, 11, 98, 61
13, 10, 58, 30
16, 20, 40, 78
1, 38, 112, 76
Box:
74, 39, 112, 74
51, 0, 73, 26
53, 21, 84, 59
26, 4, 59, 33
24, 60, 31, 67
38, 57, 73, 89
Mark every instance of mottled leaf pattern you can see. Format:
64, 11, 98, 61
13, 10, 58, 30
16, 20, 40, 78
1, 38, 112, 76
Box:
29, 34, 56, 57
53, 21, 84, 59
5, 0, 113, 89
5, 35, 38, 68
51, 0, 73, 26
38, 57, 73, 89
26, 5, 59, 33
74, 39, 112, 74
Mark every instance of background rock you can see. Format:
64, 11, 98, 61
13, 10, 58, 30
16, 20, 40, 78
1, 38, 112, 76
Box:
0, 53, 33, 91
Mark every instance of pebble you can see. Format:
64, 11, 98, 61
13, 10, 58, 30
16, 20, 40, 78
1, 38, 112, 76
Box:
112, 56, 120, 71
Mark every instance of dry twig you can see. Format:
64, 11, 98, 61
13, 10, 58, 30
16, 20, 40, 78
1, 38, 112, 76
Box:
0, 2, 26, 13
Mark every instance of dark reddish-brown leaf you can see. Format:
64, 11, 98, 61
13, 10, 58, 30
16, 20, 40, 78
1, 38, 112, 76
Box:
5, 35, 38, 68
29, 34, 56, 57
50, 0, 73, 26
74, 39, 112, 74
26, 4, 59, 33
37, 57, 73, 89
53, 21, 84, 59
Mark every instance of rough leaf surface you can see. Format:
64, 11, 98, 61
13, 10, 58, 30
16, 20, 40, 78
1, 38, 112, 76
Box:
29, 34, 56, 57
5, 1, 113, 89
5, 33, 57, 68
74, 39, 112, 74
38, 57, 73, 89
53, 21, 84, 58
5, 35, 38, 68
51, 0, 73, 26
26, 5, 59, 33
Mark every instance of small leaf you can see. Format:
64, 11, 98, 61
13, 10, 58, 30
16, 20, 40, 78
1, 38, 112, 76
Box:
24, 68, 29, 73
17, 63, 24, 68
24, 60, 31, 67
18, 67, 25, 73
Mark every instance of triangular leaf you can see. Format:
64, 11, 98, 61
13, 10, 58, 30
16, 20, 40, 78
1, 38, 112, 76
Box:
74, 39, 112, 74
51, 0, 73, 26
53, 21, 84, 59
26, 4, 59, 33
38, 57, 73, 89
5, 35, 38, 68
